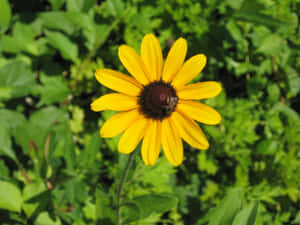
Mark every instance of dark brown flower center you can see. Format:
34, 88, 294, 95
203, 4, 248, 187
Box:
139, 81, 178, 120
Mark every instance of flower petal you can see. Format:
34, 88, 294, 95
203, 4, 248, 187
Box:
95, 69, 142, 96
162, 38, 187, 82
141, 34, 163, 81
118, 45, 150, 85
171, 111, 209, 150
141, 119, 161, 166
118, 115, 149, 154
161, 118, 183, 166
91, 93, 138, 112
177, 81, 222, 100
177, 100, 221, 125
172, 54, 207, 89
100, 109, 140, 138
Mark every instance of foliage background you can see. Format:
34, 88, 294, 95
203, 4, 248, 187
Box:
0, 0, 299, 224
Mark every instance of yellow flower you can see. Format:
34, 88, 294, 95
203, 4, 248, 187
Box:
91, 34, 222, 166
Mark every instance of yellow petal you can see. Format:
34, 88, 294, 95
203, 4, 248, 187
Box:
118, 45, 150, 85
95, 69, 142, 96
177, 81, 222, 100
118, 115, 149, 154
171, 111, 209, 150
161, 118, 183, 166
141, 34, 163, 81
162, 38, 187, 82
177, 100, 221, 125
172, 54, 207, 89
141, 119, 161, 166
91, 93, 138, 112
100, 109, 140, 138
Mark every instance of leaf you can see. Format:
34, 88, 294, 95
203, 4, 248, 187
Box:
267, 83, 280, 103
0, 121, 15, 160
0, 61, 36, 99
0, 160, 9, 178
45, 30, 78, 62
257, 34, 284, 55
35, 212, 61, 225
0, 87, 12, 100
207, 188, 242, 225
40, 11, 76, 35
37, 74, 70, 106
232, 201, 259, 225
233, 12, 291, 29
131, 193, 178, 219
293, 212, 300, 224
0, 181, 22, 212
0, 0, 11, 33
285, 66, 300, 98
66, 0, 97, 12
23, 181, 47, 218
48, 0, 65, 10
79, 132, 102, 169
256, 139, 278, 155
96, 188, 115, 224
30, 106, 68, 129
106, 0, 124, 17
0, 109, 26, 160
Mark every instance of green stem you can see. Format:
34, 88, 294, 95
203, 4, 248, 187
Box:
116, 150, 137, 225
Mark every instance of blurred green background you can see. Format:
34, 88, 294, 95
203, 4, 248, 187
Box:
0, 0, 299, 224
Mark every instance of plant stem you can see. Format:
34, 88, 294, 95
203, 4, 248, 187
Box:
116, 150, 137, 225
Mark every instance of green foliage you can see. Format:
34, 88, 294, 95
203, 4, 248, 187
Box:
0, 0, 299, 224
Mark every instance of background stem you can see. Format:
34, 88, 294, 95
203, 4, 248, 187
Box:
116, 150, 138, 225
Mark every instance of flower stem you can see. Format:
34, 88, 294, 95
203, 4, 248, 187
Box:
116, 150, 137, 225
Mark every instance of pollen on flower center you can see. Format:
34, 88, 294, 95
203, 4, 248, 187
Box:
139, 81, 178, 120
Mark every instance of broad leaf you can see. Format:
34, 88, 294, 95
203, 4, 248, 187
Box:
37, 74, 70, 106
207, 188, 242, 225
0, 0, 11, 33
0, 61, 36, 99
232, 201, 259, 225
45, 30, 78, 62
0, 181, 22, 212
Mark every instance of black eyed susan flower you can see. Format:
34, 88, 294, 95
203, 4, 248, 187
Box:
91, 34, 222, 166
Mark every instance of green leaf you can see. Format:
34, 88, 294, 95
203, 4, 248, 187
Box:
207, 188, 242, 225
106, 0, 124, 17
0, 0, 11, 33
66, 0, 97, 12
257, 34, 284, 55
40, 11, 76, 35
0, 109, 25, 160
48, 0, 65, 10
256, 139, 278, 155
45, 30, 78, 62
131, 193, 178, 219
267, 83, 280, 103
0, 61, 36, 99
30, 106, 68, 129
0, 122, 15, 159
234, 12, 291, 29
35, 212, 61, 225
285, 67, 300, 98
292, 212, 300, 224
23, 181, 47, 218
232, 201, 259, 225
0, 87, 12, 100
37, 74, 70, 106
96, 188, 115, 224
83, 201, 96, 220
79, 132, 102, 169
0, 181, 22, 212
0, 160, 9, 178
